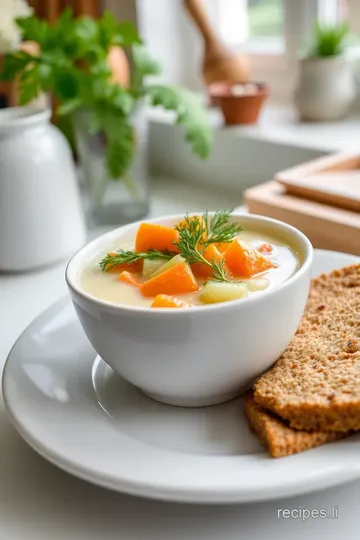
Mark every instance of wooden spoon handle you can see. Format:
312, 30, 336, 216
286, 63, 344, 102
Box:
44, 0, 60, 24
183, 0, 218, 44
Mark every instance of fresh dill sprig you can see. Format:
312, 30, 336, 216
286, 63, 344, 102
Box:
208, 259, 232, 283
100, 248, 175, 271
174, 215, 207, 264
174, 210, 239, 282
203, 210, 242, 246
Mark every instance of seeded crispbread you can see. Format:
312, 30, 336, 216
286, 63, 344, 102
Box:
243, 392, 345, 458
254, 264, 360, 432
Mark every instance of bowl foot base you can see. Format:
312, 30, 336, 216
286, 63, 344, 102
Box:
141, 388, 243, 408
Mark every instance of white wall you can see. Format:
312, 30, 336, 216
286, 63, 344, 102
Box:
138, 0, 207, 90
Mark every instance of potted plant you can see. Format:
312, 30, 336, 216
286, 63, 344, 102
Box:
1, 8, 213, 225
208, 82, 269, 125
295, 22, 357, 121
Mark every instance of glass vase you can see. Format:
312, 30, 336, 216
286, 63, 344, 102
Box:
75, 105, 149, 227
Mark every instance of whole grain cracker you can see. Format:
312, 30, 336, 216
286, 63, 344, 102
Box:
243, 392, 345, 457
254, 264, 360, 432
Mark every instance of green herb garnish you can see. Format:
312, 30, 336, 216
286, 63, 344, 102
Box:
99, 248, 175, 271
173, 210, 241, 282
202, 210, 242, 247
207, 259, 233, 284
100, 210, 242, 283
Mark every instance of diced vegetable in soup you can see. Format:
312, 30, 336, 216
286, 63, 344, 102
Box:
80, 211, 300, 308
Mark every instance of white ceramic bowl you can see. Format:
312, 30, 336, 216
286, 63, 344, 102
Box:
66, 213, 313, 407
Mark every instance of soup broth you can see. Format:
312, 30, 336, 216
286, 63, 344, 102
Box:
81, 228, 299, 308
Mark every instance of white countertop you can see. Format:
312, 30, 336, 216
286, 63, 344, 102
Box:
1, 179, 360, 539
149, 103, 360, 152
218, 105, 360, 153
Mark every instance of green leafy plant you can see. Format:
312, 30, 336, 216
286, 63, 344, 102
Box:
1, 9, 213, 180
302, 22, 358, 58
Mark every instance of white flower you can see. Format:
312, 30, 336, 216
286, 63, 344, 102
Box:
0, 0, 33, 54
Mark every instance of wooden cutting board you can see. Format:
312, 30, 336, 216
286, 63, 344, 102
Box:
276, 153, 360, 212
244, 181, 360, 256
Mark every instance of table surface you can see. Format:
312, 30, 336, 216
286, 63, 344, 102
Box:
1, 179, 360, 540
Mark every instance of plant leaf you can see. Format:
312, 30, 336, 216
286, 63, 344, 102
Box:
41, 49, 69, 68
37, 63, 53, 92
57, 97, 82, 115
105, 120, 134, 178
132, 45, 162, 78
114, 22, 141, 46
147, 85, 213, 158
303, 22, 357, 57
16, 15, 49, 45
53, 7, 74, 44
53, 69, 79, 100
109, 85, 134, 114
98, 10, 118, 48
57, 7, 74, 28
18, 67, 40, 104
98, 11, 140, 49
48, 8, 93, 59
0, 51, 35, 81
88, 57, 111, 78
73, 16, 98, 44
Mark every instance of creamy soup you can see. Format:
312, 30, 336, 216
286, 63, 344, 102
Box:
80, 225, 300, 308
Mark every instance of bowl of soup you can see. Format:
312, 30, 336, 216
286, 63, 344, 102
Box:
66, 212, 313, 407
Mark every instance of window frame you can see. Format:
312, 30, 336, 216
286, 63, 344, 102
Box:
347, 0, 360, 33
105, 0, 358, 103
224, 0, 351, 103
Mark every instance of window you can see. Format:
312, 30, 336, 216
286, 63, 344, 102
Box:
248, 0, 284, 39
218, 0, 349, 53
215, 0, 360, 101
341, 0, 360, 33
339, 0, 348, 19
132, 0, 360, 100
219, 0, 284, 51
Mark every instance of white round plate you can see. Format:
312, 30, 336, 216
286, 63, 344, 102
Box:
3, 250, 360, 504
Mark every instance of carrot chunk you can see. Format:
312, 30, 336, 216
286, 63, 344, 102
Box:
191, 244, 231, 279
151, 294, 192, 308
224, 239, 275, 278
105, 254, 142, 274
140, 262, 199, 297
213, 242, 232, 253
118, 271, 141, 287
258, 243, 273, 254
135, 223, 179, 253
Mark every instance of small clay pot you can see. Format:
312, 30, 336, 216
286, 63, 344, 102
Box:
209, 82, 269, 125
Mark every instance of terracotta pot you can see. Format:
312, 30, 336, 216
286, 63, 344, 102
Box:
209, 82, 269, 125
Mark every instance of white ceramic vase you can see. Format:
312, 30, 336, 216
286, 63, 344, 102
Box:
294, 56, 356, 121
0, 108, 86, 272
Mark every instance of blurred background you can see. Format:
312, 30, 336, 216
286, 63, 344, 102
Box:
1, 1, 355, 100
2, 5, 360, 539
1, 0, 360, 270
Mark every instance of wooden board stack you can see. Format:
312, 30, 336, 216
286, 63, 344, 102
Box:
245, 153, 360, 256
